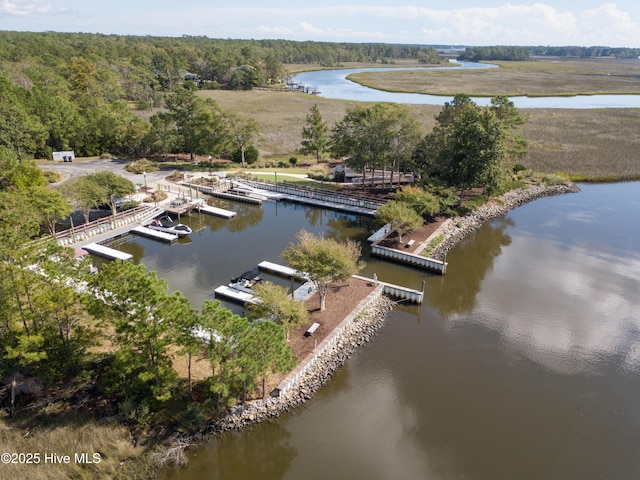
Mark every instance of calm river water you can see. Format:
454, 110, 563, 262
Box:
138, 181, 640, 480
293, 63, 640, 108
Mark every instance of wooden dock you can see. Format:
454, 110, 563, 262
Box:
130, 226, 178, 243
83, 242, 132, 261
165, 198, 198, 216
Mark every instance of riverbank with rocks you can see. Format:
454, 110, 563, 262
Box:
154, 292, 398, 468
209, 294, 396, 434
426, 182, 581, 261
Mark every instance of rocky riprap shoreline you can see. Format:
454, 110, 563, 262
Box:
208, 295, 397, 434
428, 182, 581, 261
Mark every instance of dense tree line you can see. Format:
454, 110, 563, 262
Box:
527, 45, 640, 58
458, 45, 640, 61
457, 46, 531, 61
0, 31, 442, 91
0, 31, 444, 160
0, 149, 300, 420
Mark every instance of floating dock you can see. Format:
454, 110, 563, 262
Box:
83, 242, 132, 261
257, 260, 308, 280
195, 203, 237, 219
214, 285, 257, 304
131, 226, 178, 243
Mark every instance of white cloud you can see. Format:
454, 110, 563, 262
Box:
409, 3, 639, 46
0, 0, 53, 15
458, 236, 640, 375
3, 2, 639, 46
579, 3, 640, 44
257, 20, 393, 40
233, 3, 640, 46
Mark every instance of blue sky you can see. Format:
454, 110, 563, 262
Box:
1, 0, 639, 47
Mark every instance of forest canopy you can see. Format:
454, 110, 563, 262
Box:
0, 31, 443, 160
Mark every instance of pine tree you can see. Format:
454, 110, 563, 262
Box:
300, 104, 330, 162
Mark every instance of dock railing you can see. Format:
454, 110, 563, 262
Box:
54, 205, 163, 246
238, 178, 386, 211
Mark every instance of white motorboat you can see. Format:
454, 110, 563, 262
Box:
148, 215, 192, 236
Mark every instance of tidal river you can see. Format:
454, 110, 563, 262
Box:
148, 181, 640, 480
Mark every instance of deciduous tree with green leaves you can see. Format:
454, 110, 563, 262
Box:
246, 282, 310, 340
226, 112, 259, 168
61, 175, 107, 224
331, 103, 421, 186
282, 230, 363, 311
375, 200, 423, 244
163, 87, 226, 160
28, 186, 73, 236
392, 185, 440, 218
88, 171, 136, 219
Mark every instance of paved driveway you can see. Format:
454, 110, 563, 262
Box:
40, 158, 168, 188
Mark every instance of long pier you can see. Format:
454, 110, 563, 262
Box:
236, 179, 381, 216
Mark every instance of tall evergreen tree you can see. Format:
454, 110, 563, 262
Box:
244, 321, 296, 399
300, 104, 330, 162
414, 94, 511, 204
89, 261, 178, 402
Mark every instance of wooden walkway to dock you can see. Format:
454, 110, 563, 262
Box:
352, 274, 424, 303
236, 179, 380, 216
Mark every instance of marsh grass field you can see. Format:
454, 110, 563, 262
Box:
347, 57, 640, 97
0, 413, 152, 480
201, 58, 640, 181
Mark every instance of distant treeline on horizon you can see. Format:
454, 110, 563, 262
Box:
2, 31, 637, 68
1, 30, 638, 160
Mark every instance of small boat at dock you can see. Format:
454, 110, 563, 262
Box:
229, 268, 263, 293
148, 215, 192, 236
